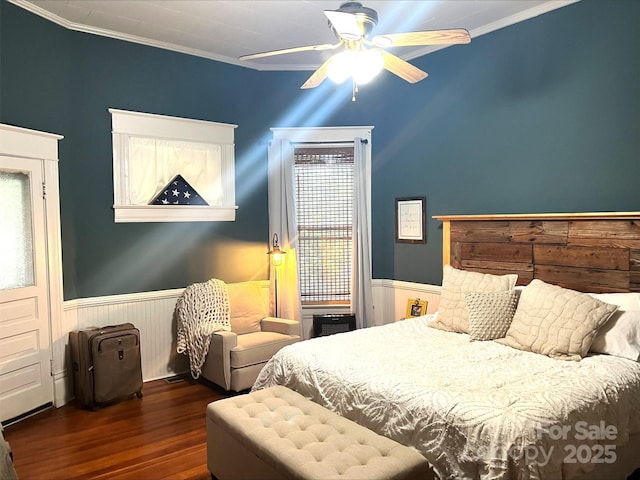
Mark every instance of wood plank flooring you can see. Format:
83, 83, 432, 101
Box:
3, 376, 231, 480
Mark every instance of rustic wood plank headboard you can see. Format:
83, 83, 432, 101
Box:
433, 212, 640, 293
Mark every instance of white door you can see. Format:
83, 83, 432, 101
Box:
0, 156, 53, 423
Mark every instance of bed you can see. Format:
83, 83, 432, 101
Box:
252, 213, 640, 480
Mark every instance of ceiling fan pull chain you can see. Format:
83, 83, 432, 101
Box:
352, 79, 357, 102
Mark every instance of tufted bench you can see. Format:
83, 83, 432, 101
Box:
206, 385, 434, 480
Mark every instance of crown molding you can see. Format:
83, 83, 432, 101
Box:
405, 0, 580, 61
9, 0, 581, 72
7, 0, 255, 68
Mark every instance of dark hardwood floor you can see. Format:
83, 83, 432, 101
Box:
3, 375, 231, 480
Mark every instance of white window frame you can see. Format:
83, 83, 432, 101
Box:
110, 109, 238, 223
271, 126, 373, 310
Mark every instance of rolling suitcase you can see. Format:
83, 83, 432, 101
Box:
69, 323, 143, 409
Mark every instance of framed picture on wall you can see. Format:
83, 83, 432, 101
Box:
405, 298, 428, 318
395, 197, 426, 243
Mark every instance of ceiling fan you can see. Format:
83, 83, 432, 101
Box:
240, 2, 471, 94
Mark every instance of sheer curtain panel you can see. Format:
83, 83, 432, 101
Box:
351, 138, 374, 328
128, 137, 223, 205
268, 139, 302, 322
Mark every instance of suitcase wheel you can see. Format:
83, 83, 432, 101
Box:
136, 391, 143, 399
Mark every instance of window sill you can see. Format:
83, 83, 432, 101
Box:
113, 205, 238, 223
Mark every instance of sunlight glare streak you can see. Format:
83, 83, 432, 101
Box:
234, 83, 351, 207
92, 81, 353, 294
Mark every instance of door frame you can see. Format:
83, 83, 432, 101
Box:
0, 124, 64, 408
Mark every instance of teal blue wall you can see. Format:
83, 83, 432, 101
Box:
1, 0, 638, 299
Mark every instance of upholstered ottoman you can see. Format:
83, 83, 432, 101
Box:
206, 385, 434, 480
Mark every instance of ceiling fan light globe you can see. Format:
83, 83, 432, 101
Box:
327, 51, 356, 84
373, 36, 392, 47
341, 32, 362, 41
353, 49, 384, 84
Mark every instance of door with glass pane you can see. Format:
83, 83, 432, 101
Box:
0, 156, 53, 422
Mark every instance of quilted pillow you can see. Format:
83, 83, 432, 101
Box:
431, 265, 518, 333
227, 281, 268, 335
465, 290, 518, 341
499, 279, 618, 361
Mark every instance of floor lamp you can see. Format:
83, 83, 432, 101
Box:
267, 234, 285, 317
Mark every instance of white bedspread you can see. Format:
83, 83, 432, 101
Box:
253, 315, 640, 480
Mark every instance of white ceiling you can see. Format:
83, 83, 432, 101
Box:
11, 0, 578, 71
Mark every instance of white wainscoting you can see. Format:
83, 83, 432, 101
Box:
372, 279, 442, 324
56, 288, 189, 407
54, 279, 441, 406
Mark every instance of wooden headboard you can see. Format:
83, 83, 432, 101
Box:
433, 212, 640, 293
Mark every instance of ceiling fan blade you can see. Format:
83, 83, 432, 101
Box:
300, 57, 333, 89
240, 43, 340, 61
324, 10, 362, 40
381, 51, 428, 83
373, 28, 471, 47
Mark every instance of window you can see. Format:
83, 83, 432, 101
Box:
0, 171, 34, 290
295, 147, 353, 304
271, 126, 372, 307
110, 109, 237, 223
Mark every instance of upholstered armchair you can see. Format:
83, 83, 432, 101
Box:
200, 281, 301, 392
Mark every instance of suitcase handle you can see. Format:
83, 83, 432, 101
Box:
96, 334, 140, 353
97, 323, 136, 335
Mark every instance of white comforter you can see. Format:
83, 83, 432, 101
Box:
253, 315, 640, 480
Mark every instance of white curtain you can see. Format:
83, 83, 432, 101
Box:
128, 137, 223, 205
351, 138, 374, 328
268, 139, 302, 322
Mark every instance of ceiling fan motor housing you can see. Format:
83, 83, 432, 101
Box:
331, 2, 379, 40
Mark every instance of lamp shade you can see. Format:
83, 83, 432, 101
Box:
267, 233, 286, 266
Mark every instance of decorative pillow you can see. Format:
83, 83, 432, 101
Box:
588, 292, 640, 311
227, 281, 268, 335
465, 290, 518, 341
431, 265, 518, 333
590, 310, 640, 361
499, 279, 618, 361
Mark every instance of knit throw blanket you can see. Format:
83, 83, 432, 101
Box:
176, 279, 231, 378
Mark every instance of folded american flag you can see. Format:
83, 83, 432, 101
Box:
149, 174, 208, 205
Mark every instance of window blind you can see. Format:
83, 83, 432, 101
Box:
294, 147, 353, 304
